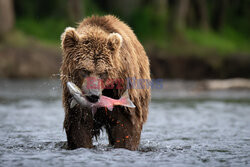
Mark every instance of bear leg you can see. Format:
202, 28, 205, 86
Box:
106, 113, 142, 151
65, 108, 93, 149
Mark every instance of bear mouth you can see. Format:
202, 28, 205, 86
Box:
86, 95, 100, 103
102, 86, 120, 100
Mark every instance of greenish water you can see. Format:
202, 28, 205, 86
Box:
0, 79, 249, 167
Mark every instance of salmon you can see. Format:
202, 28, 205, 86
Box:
67, 82, 136, 115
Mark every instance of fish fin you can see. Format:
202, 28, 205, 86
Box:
107, 105, 114, 111
92, 107, 97, 116
70, 99, 77, 109
119, 90, 136, 108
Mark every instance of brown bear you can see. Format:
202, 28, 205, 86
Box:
60, 15, 151, 150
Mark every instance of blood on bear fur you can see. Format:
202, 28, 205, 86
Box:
60, 15, 151, 150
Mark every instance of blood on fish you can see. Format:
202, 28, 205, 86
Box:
105, 107, 107, 115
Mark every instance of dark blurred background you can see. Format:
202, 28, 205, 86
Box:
0, 0, 250, 79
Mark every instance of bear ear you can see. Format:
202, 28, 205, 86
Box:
61, 27, 79, 51
107, 33, 123, 52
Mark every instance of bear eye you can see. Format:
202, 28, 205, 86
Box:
83, 40, 90, 45
80, 69, 90, 78
99, 72, 108, 79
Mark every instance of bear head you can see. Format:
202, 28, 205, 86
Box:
61, 27, 123, 103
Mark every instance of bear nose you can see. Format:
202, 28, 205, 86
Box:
86, 95, 100, 103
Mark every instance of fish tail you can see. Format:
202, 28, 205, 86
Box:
119, 90, 136, 108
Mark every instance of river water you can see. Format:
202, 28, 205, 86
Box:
0, 79, 249, 167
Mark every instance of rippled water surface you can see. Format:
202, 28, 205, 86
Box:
0, 79, 250, 167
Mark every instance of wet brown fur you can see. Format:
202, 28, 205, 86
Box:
60, 15, 151, 150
